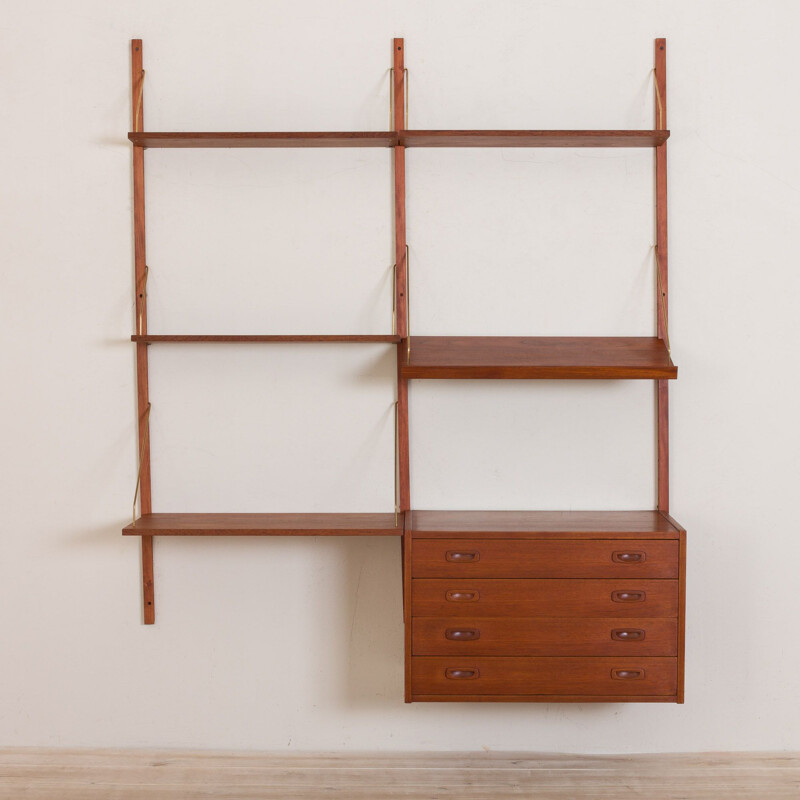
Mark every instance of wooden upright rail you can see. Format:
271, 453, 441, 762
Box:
655, 39, 669, 513
393, 38, 410, 515
131, 39, 155, 624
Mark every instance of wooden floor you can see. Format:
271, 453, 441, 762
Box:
0, 749, 797, 799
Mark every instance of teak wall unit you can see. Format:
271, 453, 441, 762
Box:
124, 38, 685, 704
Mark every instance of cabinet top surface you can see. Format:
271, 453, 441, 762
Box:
408, 511, 684, 537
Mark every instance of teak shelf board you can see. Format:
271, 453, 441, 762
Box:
400, 336, 677, 379
400, 130, 669, 147
123, 513, 404, 536
128, 130, 669, 149
407, 510, 684, 539
128, 132, 397, 148
131, 334, 401, 343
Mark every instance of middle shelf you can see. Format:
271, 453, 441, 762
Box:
131, 335, 676, 379
400, 336, 676, 379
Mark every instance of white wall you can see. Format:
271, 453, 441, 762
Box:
1, 0, 798, 752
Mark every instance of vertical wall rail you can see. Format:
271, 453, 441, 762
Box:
393, 38, 410, 514
655, 38, 669, 514
131, 39, 155, 623
393, 39, 412, 700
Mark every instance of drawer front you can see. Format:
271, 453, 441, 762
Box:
412, 539, 679, 579
412, 617, 678, 657
412, 579, 678, 617
412, 656, 677, 697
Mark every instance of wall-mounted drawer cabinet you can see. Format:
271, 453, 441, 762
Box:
405, 512, 686, 703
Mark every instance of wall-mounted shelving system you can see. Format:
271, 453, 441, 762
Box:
124, 37, 684, 704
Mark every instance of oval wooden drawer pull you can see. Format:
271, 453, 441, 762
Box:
445, 590, 479, 602
611, 590, 646, 603
445, 550, 480, 562
611, 628, 646, 641
445, 628, 480, 641
612, 551, 646, 564
611, 668, 645, 680
445, 668, 480, 680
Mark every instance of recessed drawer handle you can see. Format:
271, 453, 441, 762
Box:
611, 628, 646, 641
612, 551, 645, 564
446, 551, 480, 562
612, 668, 645, 680
611, 590, 646, 603
445, 668, 480, 680
445, 628, 480, 641
445, 590, 479, 602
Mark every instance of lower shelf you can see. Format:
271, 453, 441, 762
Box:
123, 512, 403, 536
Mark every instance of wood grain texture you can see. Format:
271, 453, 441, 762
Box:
392, 39, 405, 132
403, 524, 413, 703
131, 335, 400, 343
128, 132, 397, 148
393, 41, 410, 514
1, 749, 798, 799
411, 656, 677, 696
408, 510, 683, 537
400, 130, 670, 147
412, 539, 679, 579
123, 513, 403, 536
127, 130, 669, 149
412, 617, 678, 657
658, 380, 670, 509
412, 579, 678, 618
677, 528, 687, 703
400, 337, 677, 379
410, 694, 679, 704
130, 39, 154, 625
655, 39, 670, 513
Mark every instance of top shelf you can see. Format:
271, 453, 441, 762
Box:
128, 130, 670, 149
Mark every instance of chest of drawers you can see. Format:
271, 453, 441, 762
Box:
404, 511, 686, 703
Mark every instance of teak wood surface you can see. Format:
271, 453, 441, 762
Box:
411, 656, 678, 697
412, 617, 678, 657
656, 38, 671, 514
123, 513, 403, 536
130, 40, 154, 624
400, 336, 677, 379
131, 335, 400, 343
411, 579, 679, 618
407, 510, 683, 536
411, 539, 679, 579
394, 39, 410, 514
127, 130, 670, 149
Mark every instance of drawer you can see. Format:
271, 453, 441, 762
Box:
412, 539, 678, 579
412, 579, 678, 617
412, 617, 678, 657
412, 656, 678, 697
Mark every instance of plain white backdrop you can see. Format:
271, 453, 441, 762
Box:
1, 0, 799, 752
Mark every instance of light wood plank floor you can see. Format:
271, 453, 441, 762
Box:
0, 749, 798, 799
